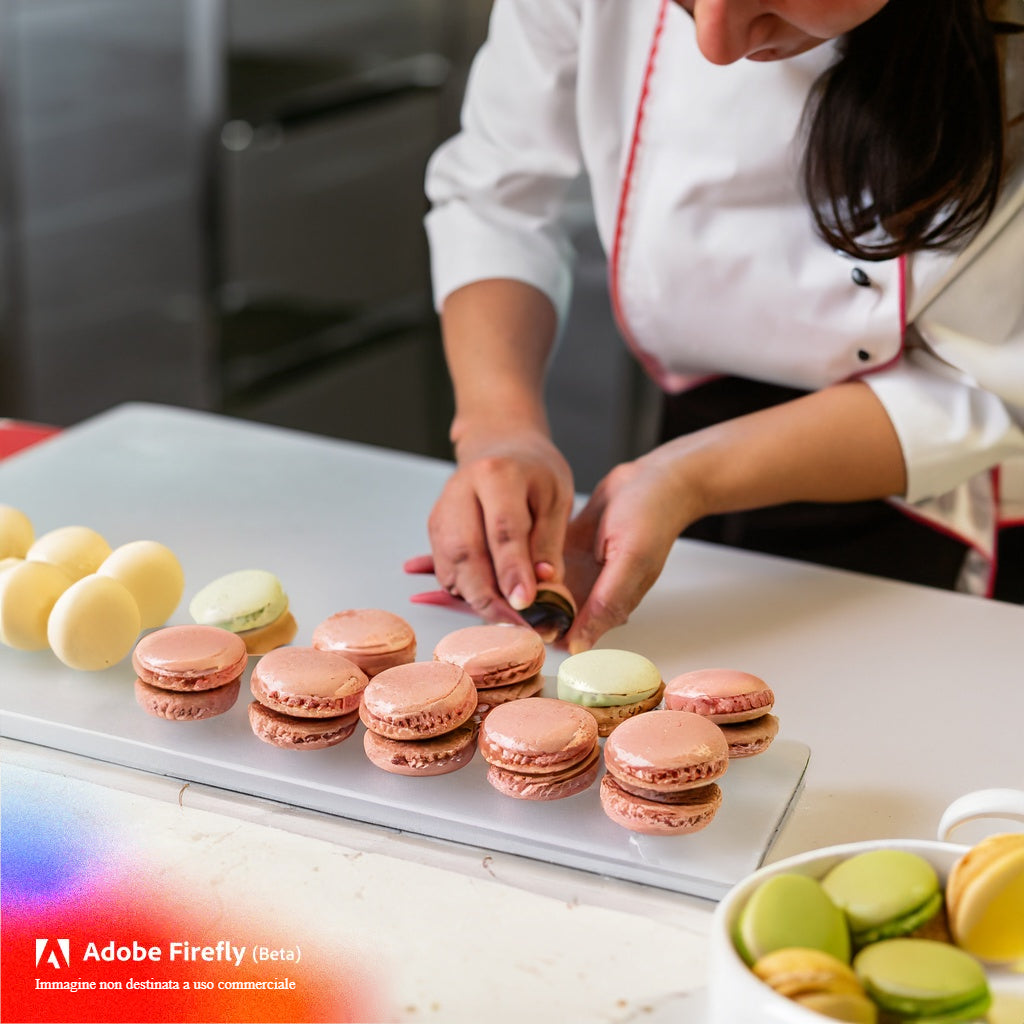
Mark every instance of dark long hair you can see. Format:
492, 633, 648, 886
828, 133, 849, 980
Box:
802, 0, 1007, 260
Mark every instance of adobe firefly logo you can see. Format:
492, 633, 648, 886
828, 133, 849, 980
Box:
35, 939, 71, 969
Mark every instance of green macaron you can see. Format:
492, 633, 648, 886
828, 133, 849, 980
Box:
556, 648, 662, 708
733, 872, 851, 966
822, 849, 944, 947
189, 568, 287, 633
853, 938, 991, 1021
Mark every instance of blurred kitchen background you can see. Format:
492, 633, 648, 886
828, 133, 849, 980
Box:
0, 0, 656, 490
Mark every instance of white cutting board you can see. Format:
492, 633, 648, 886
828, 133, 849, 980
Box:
0, 403, 808, 899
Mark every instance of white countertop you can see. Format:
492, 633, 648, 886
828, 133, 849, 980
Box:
3, 402, 1023, 1023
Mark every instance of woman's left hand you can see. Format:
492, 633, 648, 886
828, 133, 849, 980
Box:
562, 449, 700, 653
560, 381, 909, 652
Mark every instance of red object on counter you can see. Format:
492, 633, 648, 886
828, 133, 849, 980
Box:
0, 420, 60, 460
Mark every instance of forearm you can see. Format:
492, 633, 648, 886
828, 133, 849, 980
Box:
441, 279, 559, 458
427, 277, 574, 614
659, 381, 908, 526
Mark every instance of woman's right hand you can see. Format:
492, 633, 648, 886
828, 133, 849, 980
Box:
425, 426, 575, 624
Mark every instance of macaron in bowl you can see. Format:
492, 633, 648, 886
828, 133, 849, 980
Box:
820, 849, 947, 948
709, 832, 1024, 1024
946, 831, 1024, 964
750, 948, 877, 1023
853, 937, 991, 1022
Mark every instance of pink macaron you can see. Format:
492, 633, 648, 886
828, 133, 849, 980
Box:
664, 668, 779, 758
472, 674, 546, 722
132, 624, 248, 692
600, 709, 728, 834
311, 608, 416, 676
432, 623, 545, 690
249, 645, 369, 718
663, 668, 775, 723
131, 625, 247, 721
478, 697, 600, 800
248, 702, 360, 750
362, 722, 478, 777
718, 713, 780, 758
135, 676, 242, 722
359, 660, 477, 740
599, 775, 724, 836
248, 645, 368, 750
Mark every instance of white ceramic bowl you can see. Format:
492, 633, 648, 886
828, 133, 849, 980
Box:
708, 789, 1024, 1024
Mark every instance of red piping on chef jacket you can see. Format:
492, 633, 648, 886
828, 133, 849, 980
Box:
608, 0, 1007, 597
608, 0, 674, 388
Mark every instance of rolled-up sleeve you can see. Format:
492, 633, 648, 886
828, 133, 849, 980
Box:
424, 0, 585, 322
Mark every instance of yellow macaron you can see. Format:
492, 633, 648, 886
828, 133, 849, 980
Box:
753, 947, 877, 1023
47, 574, 142, 670
27, 524, 112, 582
946, 832, 1024, 964
98, 540, 185, 630
0, 505, 34, 559
0, 559, 73, 650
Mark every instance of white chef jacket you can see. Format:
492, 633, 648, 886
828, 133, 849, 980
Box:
425, 0, 1024, 586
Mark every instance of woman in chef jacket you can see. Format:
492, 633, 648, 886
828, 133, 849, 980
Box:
413, 0, 1024, 652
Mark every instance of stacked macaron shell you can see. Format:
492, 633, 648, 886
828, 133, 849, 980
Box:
478, 697, 600, 800
189, 569, 297, 656
664, 668, 779, 758
599, 710, 728, 835
556, 648, 665, 736
359, 661, 479, 776
312, 608, 416, 676
249, 646, 367, 750
433, 623, 546, 721
132, 625, 247, 722
732, 839, 1024, 1023
0, 507, 184, 671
